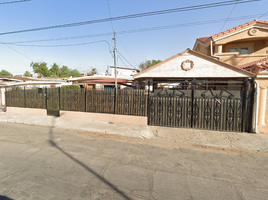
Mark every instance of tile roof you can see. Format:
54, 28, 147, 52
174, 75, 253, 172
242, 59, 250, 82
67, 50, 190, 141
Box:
197, 19, 268, 43
238, 57, 268, 71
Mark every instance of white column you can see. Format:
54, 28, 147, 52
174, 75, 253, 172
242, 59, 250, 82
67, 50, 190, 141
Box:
1, 88, 5, 106
258, 87, 267, 125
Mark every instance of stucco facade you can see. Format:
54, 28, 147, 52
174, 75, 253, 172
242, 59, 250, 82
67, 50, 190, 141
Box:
193, 20, 268, 134
134, 49, 253, 81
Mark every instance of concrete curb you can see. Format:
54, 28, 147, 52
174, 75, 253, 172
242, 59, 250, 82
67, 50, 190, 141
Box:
0, 112, 268, 153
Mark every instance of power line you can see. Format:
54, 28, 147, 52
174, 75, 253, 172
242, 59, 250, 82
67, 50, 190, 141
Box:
0, 40, 33, 61
106, 0, 137, 68
0, 0, 259, 36
5, 40, 112, 48
117, 55, 129, 68
117, 51, 135, 68
220, 0, 238, 32
0, 0, 33, 5
4, 13, 263, 45
258, 11, 268, 19
106, 0, 114, 31
117, 37, 138, 66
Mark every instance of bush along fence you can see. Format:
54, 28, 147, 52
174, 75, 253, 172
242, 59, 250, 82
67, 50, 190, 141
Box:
5, 87, 148, 117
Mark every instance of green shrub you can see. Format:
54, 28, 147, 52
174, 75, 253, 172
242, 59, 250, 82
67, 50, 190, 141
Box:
61, 85, 81, 89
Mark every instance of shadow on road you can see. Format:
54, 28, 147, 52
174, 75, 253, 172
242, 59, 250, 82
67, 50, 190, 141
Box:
0, 195, 14, 200
48, 116, 132, 200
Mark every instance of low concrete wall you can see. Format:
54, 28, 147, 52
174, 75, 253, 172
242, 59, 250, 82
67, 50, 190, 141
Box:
7, 107, 47, 116
6, 107, 148, 126
60, 110, 148, 126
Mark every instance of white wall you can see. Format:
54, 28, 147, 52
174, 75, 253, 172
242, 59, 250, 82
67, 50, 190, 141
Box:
0, 88, 5, 106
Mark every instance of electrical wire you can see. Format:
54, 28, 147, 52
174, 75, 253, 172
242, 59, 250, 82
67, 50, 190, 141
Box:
106, 0, 137, 68
0, 41, 33, 61
5, 40, 112, 48
117, 51, 135, 68
258, 11, 268, 19
0, 0, 259, 36
117, 55, 129, 68
106, 0, 114, 31
220, 0, 238, 32
0, 0, 33, 5
117, 37, 138, 66
3, 13, 264, 45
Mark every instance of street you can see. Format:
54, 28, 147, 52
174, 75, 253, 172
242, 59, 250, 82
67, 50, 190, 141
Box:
0, 122, 268, 200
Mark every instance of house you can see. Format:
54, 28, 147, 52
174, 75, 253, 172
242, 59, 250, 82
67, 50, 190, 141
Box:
193, 19, 268, 133
193, 19, 268, 66
134, 49, 254, 85
0, 76, 71, 106
133, 49, 255, 132
69, 66, 139, 89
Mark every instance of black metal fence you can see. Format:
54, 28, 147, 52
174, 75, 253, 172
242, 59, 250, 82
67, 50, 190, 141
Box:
5, 79, 254, 133
5, 87, 148, 117
147, 80, 254, 132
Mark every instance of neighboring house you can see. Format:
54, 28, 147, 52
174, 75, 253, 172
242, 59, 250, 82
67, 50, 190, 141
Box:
109, 66, 140, 78
193, 19, 268, 133
193, 19, 268, 66
0, 76, 71, 106
69, 66, 139, 89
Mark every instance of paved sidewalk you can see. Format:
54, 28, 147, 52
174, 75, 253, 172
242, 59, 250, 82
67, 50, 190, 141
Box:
0, 111, 268, 153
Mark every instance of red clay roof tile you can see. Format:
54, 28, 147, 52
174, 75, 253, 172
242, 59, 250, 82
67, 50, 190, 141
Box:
238, 57, 268, 70
197, 20, 268, 43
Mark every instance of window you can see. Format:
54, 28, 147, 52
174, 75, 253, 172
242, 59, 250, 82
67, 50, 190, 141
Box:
230, 48, 238, 53
226, 43, 253, 55
228, 46, 250, 54
240, 48, 249, 55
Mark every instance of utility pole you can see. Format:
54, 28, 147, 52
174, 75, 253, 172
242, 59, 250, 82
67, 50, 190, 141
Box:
113, 29, 118, 94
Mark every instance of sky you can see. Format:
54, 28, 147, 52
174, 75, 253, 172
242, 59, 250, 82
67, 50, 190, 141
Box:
0, 0, 268, 76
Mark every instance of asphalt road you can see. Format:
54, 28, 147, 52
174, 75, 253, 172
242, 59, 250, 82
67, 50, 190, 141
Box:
0, 122, 268, 200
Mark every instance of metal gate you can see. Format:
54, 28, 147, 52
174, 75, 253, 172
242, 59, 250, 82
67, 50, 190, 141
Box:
148, 79, 254, 132
46, 88, 60, 117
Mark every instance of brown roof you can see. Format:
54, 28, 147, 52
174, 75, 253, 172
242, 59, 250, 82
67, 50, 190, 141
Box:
0, 76, 34, 81
197, 19, 268, 43
238, 57, 268, 72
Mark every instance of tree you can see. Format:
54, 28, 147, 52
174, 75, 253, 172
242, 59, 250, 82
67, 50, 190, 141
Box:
59, 65, 70, 78
139, 59, 162, 71
70, 69, 81, 77
90, 67, 98, 75
31, 62, 50, 77
23, 71, 33, 77
0, 70, 13, 77
49, 63, 59, 77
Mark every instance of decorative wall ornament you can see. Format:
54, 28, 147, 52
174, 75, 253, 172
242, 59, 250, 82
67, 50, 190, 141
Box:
181, 59, 194, 71
248, 28, 258, 36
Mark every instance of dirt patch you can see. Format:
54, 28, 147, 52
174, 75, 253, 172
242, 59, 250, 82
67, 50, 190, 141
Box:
72, 129, 268, 156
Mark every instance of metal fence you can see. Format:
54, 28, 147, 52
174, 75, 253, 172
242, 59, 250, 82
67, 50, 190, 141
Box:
6, 87, 148, 117
147, 80, 254, 132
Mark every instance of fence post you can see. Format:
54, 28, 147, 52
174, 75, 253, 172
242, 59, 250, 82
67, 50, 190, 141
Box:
45, 87, 47, 110
24, 86, 26, 108
4, 87, 7, 112
190, 87, 194, 128
114, 88, 117, 114
147, 81, 151, 125
85, 88, 87, 112
58, 87, 61, 111
242, 79, 249, 132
